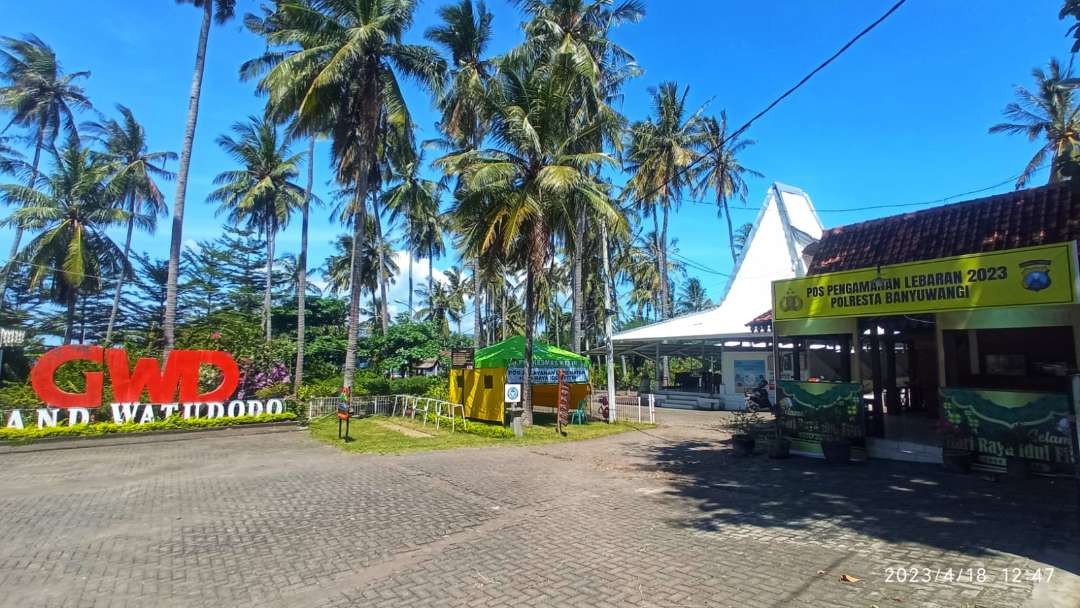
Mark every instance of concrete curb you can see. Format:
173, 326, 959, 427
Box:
0, 421, 303, 453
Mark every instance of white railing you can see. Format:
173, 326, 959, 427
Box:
306, 395, 396, 419
588, 393, 654, 424
306, 395, 467, 432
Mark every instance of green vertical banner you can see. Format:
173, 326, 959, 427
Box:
777, 381, 864, 456
940, 388, 1074, 471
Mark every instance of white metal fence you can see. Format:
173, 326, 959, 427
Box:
306, 395, 467, 432
588, 393, 654, 424
306, 392, 653, 428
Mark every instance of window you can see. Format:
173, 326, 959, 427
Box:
483, 375, 493, 389
942, 326, 1075, 392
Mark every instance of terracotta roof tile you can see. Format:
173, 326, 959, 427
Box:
806, 182, 1080, 275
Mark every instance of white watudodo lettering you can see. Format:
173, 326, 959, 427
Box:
3, 400, 282, 429
6, 409, 24, 429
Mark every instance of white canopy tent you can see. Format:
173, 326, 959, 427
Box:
608, 182, 824, 409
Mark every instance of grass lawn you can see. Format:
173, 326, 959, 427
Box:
309, 412, 652, 455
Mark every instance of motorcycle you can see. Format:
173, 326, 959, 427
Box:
743, 386, 772, 412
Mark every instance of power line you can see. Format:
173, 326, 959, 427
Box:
676, 163, 1048, 215
626, 0, 908, 208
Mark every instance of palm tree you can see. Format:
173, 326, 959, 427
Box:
164, 0, 237, 355
1, 140, 126, 343
443, 265, 468, 334
441, 51, 623, 425
692, 111, 762, 262
624, 82, 700, 322
295, 135, 315, 392
208, 117, 305, 342
676, 277, 712, 314
84, 105, 176, 344
242, 5, 321, 391
0, 136, 25, 176
0, 34, 91, 305
247, 0, 444, 390
990, 58, 1080, 188
427, 0, 495, 348
416, 280, 454, 336
732, 222, 753, 258
323, 222, 399, 312
382, 149, 443, 315
513, 0, 643, 353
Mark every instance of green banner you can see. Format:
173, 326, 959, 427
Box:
778, 382, 864, 453
940, 388, 1074, 465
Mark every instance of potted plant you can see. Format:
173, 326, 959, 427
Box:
727, 409, 763, 456
1001, 423, 1031, 480
818, 406, 851, 464
939, 419, 974, 474
768, 397, 791, 459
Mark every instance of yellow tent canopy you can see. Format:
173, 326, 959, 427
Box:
449, 336, 592, 423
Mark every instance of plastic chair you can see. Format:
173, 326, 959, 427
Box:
570, 402, 588, 425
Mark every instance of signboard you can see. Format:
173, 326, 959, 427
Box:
777, 381, 863, 456
451, 348, 475, 370
0, 328, 26, 347
556, 369, 570, 431
507, 364, 588, 385
733, 359, 767, 392
773, 242, 1079, 321
4, 345, 284, 430
504, 383, 522, 404
941, 388, 1074, 470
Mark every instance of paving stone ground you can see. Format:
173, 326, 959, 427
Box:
0, 409, 1077, 608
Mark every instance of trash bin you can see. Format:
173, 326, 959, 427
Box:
507, 406, 524, 437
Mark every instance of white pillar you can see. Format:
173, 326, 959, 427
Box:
601, 220, 617, 423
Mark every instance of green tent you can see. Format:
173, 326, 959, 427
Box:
473, 336, 590, 369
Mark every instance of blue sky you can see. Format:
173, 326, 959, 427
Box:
1, 0, 1073, 329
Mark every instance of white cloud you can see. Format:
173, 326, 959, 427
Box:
385, 251, 475, 334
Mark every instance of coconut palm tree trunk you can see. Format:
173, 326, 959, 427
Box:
719, 196, 737, 262
104, 194, 136, 345
164, 0, 213, 356
343, 174, 369, 391
0, 124, 45, 308
571, 211, 584, 352
473, 259, 482, 348
78, 296, 88, 344
294, 137, 314, 394
372, 193, 389, 334
522, 262, 536, 427
660, 204, 671, 387
407, 248, 414, 317
428, 242, 434, 296
63, 291, 77, 345
501, 287, 507, 341
264, 218, 275, 342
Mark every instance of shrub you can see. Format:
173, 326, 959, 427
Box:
461, 420, 515, 439
298, 377, 342, 401
255, 382, 292, 400
423, 381, 450, 401
0, 384, 43, 408
389, 376, 440, 396
0, 412, 297, 443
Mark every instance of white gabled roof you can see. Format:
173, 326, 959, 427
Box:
613, 183, 823, 342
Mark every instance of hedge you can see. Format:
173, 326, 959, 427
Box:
0, 412, 297, 443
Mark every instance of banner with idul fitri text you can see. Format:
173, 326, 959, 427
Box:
773, 242, 1079, 321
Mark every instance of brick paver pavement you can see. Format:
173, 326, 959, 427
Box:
0, 410, 1077, 607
